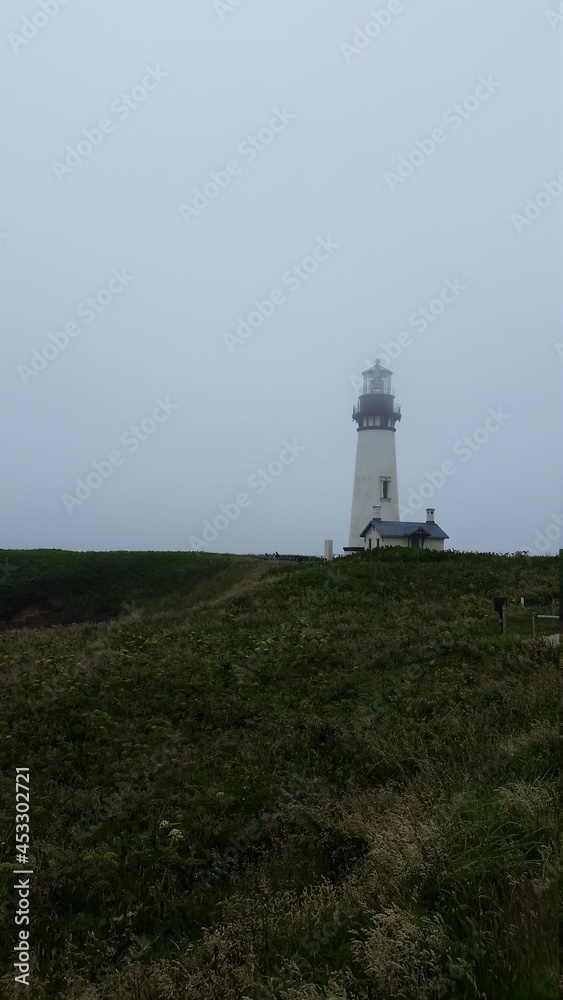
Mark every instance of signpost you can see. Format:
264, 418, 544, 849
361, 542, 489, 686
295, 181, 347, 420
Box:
493, 596, 508, 635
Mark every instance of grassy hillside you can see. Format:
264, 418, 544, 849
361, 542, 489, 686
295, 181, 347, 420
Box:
0, 549, 559, 999
0, 550, 267, 627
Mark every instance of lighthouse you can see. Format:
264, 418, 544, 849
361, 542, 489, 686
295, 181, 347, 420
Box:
345, 360, 402, 551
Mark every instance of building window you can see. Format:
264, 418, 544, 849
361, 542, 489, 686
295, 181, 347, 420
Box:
381, 478, 391, 500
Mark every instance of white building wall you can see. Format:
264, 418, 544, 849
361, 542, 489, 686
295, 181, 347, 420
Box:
363, 526, 445, 551
365, 533, 403, 548
348, 428, 399, 547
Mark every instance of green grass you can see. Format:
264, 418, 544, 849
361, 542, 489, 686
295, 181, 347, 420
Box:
0, 550, 265, 626
0, 548, 559, 999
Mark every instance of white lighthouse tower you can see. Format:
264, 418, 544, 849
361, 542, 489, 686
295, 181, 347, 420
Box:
345, 360, 402, 551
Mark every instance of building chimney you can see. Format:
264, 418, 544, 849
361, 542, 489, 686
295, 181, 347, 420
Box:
426, 508, 435, 523
373, 505, 382, 521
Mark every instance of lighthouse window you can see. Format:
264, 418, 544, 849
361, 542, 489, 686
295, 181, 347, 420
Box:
381, 479, 390, 500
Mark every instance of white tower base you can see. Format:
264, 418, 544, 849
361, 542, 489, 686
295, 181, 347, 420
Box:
348, 428, 399, 546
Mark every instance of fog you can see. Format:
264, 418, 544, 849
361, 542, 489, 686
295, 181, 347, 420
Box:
1, 0, 561, 556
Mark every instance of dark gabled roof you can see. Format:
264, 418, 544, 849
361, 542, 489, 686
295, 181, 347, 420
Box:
360, 519, 449, 540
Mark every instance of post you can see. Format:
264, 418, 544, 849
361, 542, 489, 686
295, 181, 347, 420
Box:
493, 597, 508, 635
532, 614, 536, 637
324, 540, 333, 561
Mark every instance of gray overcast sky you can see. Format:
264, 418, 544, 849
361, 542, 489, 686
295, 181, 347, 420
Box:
1, 0, 561, 556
